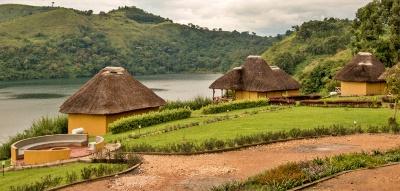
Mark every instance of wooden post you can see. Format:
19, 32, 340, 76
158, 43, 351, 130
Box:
212, 89, 215, 100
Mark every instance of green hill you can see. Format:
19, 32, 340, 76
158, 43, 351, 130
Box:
0, 4, 278, 80
262, 18, 353, 94
262, 0, 400, 95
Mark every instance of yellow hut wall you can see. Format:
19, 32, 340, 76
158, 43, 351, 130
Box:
68, 114, 107, 135
235, 90, 300, 100
366, 82, 386, 95
68, 107, 159, 136
341, 82, 385, 96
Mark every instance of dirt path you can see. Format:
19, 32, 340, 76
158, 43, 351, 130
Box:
61, 134, 400, 191
305, 164, 400, 191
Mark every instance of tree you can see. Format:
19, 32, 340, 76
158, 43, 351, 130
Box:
352, 0, 400, 67
385, 64, 400, 119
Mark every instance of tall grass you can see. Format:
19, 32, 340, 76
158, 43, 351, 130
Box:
161, 96, 212, 111
0, 115, 67, 159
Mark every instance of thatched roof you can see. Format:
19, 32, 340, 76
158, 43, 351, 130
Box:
379, 63, 400, 80
60, 67, 166, 115
209, 56, 301, 92
334, 52, 385, 82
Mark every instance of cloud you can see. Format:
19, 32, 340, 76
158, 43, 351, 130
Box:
0, 0, 371, 35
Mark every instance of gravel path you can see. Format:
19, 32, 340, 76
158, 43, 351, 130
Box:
61, 134, 400, 191
305, 164, 400, 191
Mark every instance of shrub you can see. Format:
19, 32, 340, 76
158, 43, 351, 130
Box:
66, 171, 78, 183
109, 108, 192, 134
0, 115, 67, 159
201, 99, 269, 114
388, 117, 400, 133
161, 96, 212, 110
9, 175, 63, 191
81, 166, 93, 180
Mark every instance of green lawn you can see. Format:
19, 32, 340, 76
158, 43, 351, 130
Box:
120, 106, 394, 147
0, 163, 127, 190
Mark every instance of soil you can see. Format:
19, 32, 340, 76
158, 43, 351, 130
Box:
305, 164, 400, 191
60, 134, 400, 191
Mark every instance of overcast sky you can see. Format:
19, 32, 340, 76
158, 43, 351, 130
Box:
0, 0, 371, 36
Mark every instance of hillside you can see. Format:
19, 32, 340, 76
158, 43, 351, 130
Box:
262, 0, 400, 95
0, 4, 278, 81
262, 18, 353, 94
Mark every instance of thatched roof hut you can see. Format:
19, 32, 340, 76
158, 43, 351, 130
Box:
334, 52, 385, 82
60, 66, 166, 115
210, 56, 301, 92
378, 63, 400, 80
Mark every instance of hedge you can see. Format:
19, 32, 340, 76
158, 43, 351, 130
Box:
201, 99, 269, 114
108, 108, 192, 134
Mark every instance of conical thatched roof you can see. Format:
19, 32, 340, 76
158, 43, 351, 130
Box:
334, 52, 385, 82
379, 63, 400, 80
209, 56, 301, 92
60, 67, 166, 115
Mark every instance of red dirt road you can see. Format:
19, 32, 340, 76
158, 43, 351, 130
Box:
61, 134, 400, 191
305, 164, 400, 191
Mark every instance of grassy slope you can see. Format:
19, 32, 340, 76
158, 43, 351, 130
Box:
0, 163, 127, 190
0, 4, 53, 22
105, 106, 394, 147
262, 33, 352, 79
0, 4, 277, 80
0, 8, 90, 46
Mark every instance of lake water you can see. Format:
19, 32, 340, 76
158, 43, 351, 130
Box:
0, 74, 221, 143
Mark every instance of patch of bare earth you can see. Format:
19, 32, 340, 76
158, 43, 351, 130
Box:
305, 164, 400, 191
60, 134, 400, 191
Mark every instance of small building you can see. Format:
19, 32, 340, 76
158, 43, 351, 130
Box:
209, 55, 301, 100
59, 67, 166, 135
334, 52, 386, 96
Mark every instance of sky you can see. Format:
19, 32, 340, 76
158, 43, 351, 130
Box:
0, 0, 371, 36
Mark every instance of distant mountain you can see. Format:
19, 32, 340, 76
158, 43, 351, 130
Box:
0, 4, 278, 81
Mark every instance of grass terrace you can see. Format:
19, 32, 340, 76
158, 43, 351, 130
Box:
104, 106, 395, 148
0, 163, 128, 191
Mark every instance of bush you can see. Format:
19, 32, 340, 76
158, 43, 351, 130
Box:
109, 108, 192, 134
201, 99, 269, 114
66, 171, 78, 183
0, 115, 67, 159
9, 175, 63, 191
161, 96, 212, 110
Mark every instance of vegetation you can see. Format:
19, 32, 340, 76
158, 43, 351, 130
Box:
0, 115, 67, 159
211, 147, 400, 191
352, 0, 400, 67
0, 4, 278, 81
161, 96, 212, 111
0, 163, 127, 191
108, 108, 192, 134
201, 99, 269, 114
263, 18, 353, 94
122, 124, 366, 153
384, 65, 400, 119
107, 106, 394, 148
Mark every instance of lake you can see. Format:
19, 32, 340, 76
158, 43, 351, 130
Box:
0, 73, 221, 143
